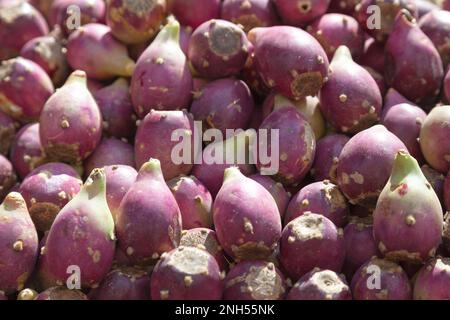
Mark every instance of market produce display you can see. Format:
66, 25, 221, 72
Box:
0, 0, 450, 301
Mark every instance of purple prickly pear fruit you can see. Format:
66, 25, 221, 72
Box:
223, 260, 287, 300
150, 246, 223, 300
413, 257, 450, 300
0, 192, 38, 294
43, 169, 116, 288
445, 69, 450, 103
35, 286, 88, 300
287, 268, 352, 300
249, 174, 290, 218
19, 162, 82, 232
373, 151, 443, 262
0, 57, 54, 123
336, 125, 408, 208
351, 258, 412, 300
285, 180, 349, 227
66, 23, 135, 80
311, 134, 349, 184
190, 78, 255, 135
87, 78, 105, 95
385, 10, 444, 107
178, 26, 192, 56
106, 0, 167, 45
273, 0, 331, 27
280, 213, 345, 280
418, 10, 450, 68
415, 0, 440, 17
170, 0, 220, 29
248, 26, 329, 100
188, 19, 250, 79
0, 155, 17, 201
360, 38, 385, 74
0, 110, 16, 156
445, 172, 450, 211
319, 46, 382, 134
327, 0, 359, 15
445, 0, 450, 10
421, 165, 445, 204
39, 70, 102, 166
365, 66, 387, 97
116, 159, 182, 265
419, 105, 450, 174
49, 0, 105, 33
383, 88, 414, 111
241, 54, 270, 98
213, 167, 282, 261
168, 175, 213, 230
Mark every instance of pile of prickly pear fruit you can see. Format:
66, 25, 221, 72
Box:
0, 0, 450, 301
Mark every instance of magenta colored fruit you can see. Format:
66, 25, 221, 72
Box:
421, 165, 445, 204
327, 0, 359, 15
373, 152, 443, 262
0, 57, 54, 123
84, 138, 135, 176
89, 267, 150, 300
414, 258, 450, 300
445, 69, 450, 103
415, 0, 440, 17
221, 0, 279, 33
116, 159, 182, 265
336, 125, 408, 208
241, 54, 270, 98
36, 286, 88, 300
280, 213, 345, 281
311, 134, 349, 184
168, 175, 213, 230
360, 38, 385, 74
0, 111, 16, 155
381, 103, 427, 163
131, 21, 193, 118
319, 46, 382, 134
383, 88, 414, 110
29, 0, 54, 18
445, 171, 450, 211
213, 167, 281, 261
0, 155, 17, 201
420, 105, 450, 173
9, 123, 45, 180
190, 78, 254, 135
170, 0, 220, 29
224, 260, 287, 300
445, 0, 450, 10
248, 105, 263, 130
0, 1, 49, 60
179, 26, 192, 56
87, 78, 104, 95
287, 268, 351, 300
418, 10, 450, 68
257, 107, 316, 186
19, 162, 82, 232
307, 13, 364, 60
106, 0, 167, 45
248, 26, 329, 100
385, 10, 444, 107
49, 0, 105, 33
151, 246, 223, 300
249, 174, 290, 217
365, 66, 387, 97
273, 0, 331, 27
39, 70, 102, 166
351, 258, 412, 300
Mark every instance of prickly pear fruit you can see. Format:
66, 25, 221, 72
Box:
273, 0, 331, 27
418, 10, 450, 68
49, 0, 105, 33
249, 174, 290, 218
0, 111, 16, 156
36, 286, 88, 300
421, 165, 445, 204
170, 0, 220, 29
413, 258, 450, 300
0, 155, 17, 201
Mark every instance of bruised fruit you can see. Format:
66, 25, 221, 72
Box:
36, 286, 88, 300
0, 111, 16, 156
273, 0, 331, 27
49, 0, 105, 33
0, 155, 17, 201
170, 0, 221, 29
414, 258, 450, 300
418, 10, 450, 68
249, 174, 290, 218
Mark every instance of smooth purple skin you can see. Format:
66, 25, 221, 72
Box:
418, 10, 450, 68
257, 107, 316, 186
168, 175, 213, 230
84, 138, 135, 177
365, 66, 387, 97
280, 213, 345, 281
135, 110, 195, 181
421, 165, 445, 206
0, 110, 16, 155
9, 123, 45, 180
248, 26, 329, 100
0, 193, 38, 294
36, 286, 88, 300
336, 125, 408, 208
190, 78, 255, 135
93, 78, 136, 140
351, 258, 412, 300
19, 162, 82, 232
445, 0, 450, 10
224, 260, 287, 300
248, 105, 263, 130
170, 0, 221, 29
0, 155, 17, 201
273, 0, 331, 27
311, 134, 349, 184
249, 174, 290, 218
383, 88, 415, 111
241, 54, 270, 98
116, 159, 182, 265
414, 0, 440, 18
0, 1, 49, 60
221, 0, 280, 33
179, 26, 192, 56
360, 37, 385, 74
0, 57, 54, 123
87, 78, 105, 95
414, 258, 450, 300
151, 247, 223, 301
327, 0, 359, 15
287, 269, 352, 300
445, 171, 450, 211
445, 69, 450, 103
49, 0, 105, 33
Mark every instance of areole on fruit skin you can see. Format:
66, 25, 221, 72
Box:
274, 0, 331, 27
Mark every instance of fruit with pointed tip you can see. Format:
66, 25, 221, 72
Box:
249, 174, 290, 218
273, 0, 331, 27
418, 10, 450, 68
170, 0, 220, 29
383, 88, 414, 110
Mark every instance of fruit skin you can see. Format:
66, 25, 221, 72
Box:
35, 286, 88, 300
0, 192, 38, 294
445, 69, 450, 103
420, 105, 450, 174
19, 162, 82, 233
39, 70, 102, 166
131, 21, 193, 118
383, 88, 414, 110
351, 258, 412, 300
116, 159, 182, 265
0, 57, 54, 123
319, 46, 382, 134
249, 174, 290, 218
360, 38, 385, 74
168, 175, 213, 230
248, 26, 329, 100
188, 19, 250, 79
150, 246, 223, 300
327, 0, 359, 15
106, 0, 167, 45
287, 268, 352, 300
336, 125, 408, 208
170, 0, 221, 29
190, 78, 255, 135
413, 257, 450, 300
42, 169, 116, 288
0, 111, 16, 156
365, 66, 387, 97
273, 0, 331, 27
213, 167, 282, 261
418, 10, 450, 68
445, 171, 450, 211
445, 0, 450, 10
415, 0, 440, 18
223, 260, 287, 300
385, 10, 444, 107
49, 0, 105, 33
421, 165, 445, 204
0, 155, 17, 201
